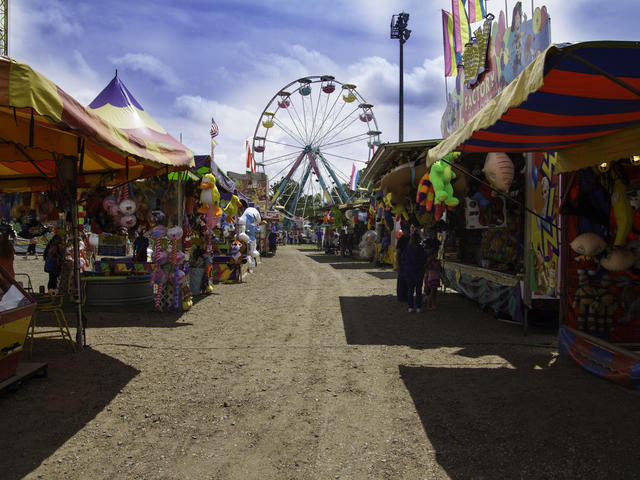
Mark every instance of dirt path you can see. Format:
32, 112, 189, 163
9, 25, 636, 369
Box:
2, 246, 640, 479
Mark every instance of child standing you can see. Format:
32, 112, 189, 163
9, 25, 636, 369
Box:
425, 252, 441, 310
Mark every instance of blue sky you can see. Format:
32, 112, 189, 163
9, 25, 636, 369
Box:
10, 0, 640, 187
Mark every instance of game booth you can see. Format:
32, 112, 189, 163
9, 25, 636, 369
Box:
358, 140, 442, 266
427, 2, 640, 388
0, 55, 194, 370
188, 156, 260, 284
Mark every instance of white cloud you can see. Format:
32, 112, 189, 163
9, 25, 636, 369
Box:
109, 53, 182, 91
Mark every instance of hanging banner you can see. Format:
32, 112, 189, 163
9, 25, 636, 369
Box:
442, 2, 551, 137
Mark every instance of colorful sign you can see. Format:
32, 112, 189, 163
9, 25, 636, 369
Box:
529, 151, 559, 298
262, 210, 280, 221
441, 2, 551, 137
228, 171, 269, 212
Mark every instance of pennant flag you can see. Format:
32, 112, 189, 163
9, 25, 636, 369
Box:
246, 139, 252, 170
442, 10, 458, 77
465, 0, 486, 23
246, 139, 256, 172
349, 164, 356, 190
452, 0, 470, 54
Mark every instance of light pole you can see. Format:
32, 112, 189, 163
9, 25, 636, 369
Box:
390, 12, 411, 143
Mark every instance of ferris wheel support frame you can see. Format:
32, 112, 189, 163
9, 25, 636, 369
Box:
315, 149, 350, 205
269, 149, 306, 209
290, 163, 313, 215
306, 152, 333, 205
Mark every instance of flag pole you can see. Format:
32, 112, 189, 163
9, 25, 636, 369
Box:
505, 1, 508, 28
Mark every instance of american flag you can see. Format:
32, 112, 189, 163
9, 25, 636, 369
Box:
210, 117, 219, 138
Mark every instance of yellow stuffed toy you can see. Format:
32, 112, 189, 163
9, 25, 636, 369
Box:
223, 194, 242, 222
198, 173, 221, 215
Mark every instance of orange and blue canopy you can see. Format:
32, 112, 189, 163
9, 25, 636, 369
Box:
427, 41, 640, 172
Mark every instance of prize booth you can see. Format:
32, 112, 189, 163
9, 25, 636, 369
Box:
427, 39, 640, 389
358, 140, 441, 265
0, 56, 194, 364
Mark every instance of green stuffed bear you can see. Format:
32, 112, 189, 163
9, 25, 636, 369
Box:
429, 159, 459, 207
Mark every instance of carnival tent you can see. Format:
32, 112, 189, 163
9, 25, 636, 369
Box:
426, 41, 640, 172
0, 57, 193, 193
87, 72, 194, 170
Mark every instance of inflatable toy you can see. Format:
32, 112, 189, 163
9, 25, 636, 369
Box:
601, 248, 636, 272
483, 152, 514, 193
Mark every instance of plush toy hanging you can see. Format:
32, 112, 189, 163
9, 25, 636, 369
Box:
570, 232, 606, 275
483, 152, 514, 193
150, 225, 167, 311
600, 248, 636, 272
429, 160, 460, 208
167, 226, 185, 311
609, 168, 635, 247
416, 172, 435, 214
223, 194, 242, 222
198, 173, 220, 212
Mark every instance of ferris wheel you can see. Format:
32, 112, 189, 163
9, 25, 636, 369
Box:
252, 75, 381, 218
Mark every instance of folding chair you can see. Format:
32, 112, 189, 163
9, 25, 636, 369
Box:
27, 294, 75, 357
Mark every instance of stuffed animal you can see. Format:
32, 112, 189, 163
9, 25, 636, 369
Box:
198, 173, 221, 215
429, 160, 459, 207
228, 240, 246, 267
223, 195, 242, 222
416, 172, 434, 214
610, 171, 635, 247
570, 232, 606, 275
483, 152, 514, 192
600, 248, 635, 272
240, 207, 261, 242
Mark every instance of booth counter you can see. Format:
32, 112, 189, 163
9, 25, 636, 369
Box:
443, 261, 523, 324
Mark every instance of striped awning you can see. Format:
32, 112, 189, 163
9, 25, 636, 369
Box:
426, 41, 640, 173
0, 56, 193, 192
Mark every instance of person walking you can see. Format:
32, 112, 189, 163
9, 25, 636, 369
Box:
26, 236, 38, 259
43, 235, 64, 294
401, 231, 427, 313
395, 223, 411, 303
133, 228, 149, 262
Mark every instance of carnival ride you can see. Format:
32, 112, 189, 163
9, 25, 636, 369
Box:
252, 76, 381, 218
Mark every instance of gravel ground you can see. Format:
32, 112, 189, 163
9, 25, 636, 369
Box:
1, 246, 640, 480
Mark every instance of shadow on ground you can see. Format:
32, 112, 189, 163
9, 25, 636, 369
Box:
82, 311, 188, 329
0, 345, 139, 480
365, 271, 396, 280
340, 292, 557, 369
329, 263, 376, 270
304, 253, 368, 264
399, 362, 640, 479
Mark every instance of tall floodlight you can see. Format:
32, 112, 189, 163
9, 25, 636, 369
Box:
390, 12, 411, 142
0, 0, 8, 56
